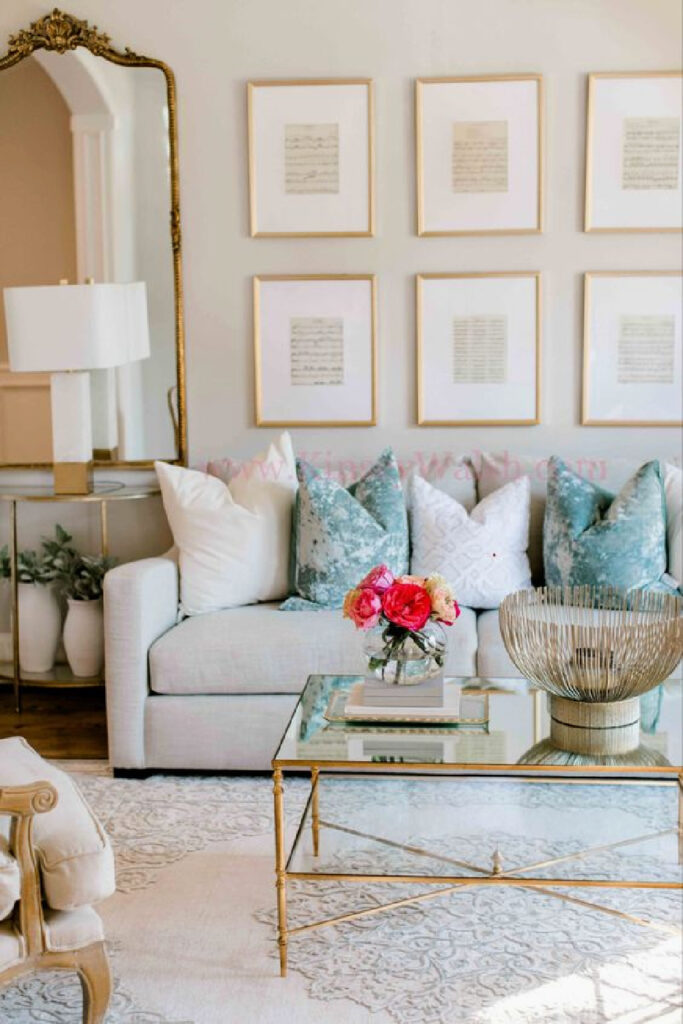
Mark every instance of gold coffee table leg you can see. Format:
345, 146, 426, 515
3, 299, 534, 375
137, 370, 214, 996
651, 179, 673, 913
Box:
311, 767, 320, 857
273, 767, 288, 976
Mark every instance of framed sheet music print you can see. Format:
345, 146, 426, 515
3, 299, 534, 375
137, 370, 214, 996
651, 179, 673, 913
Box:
585, 72, 683, 232
254, 275, 377, 426
416, 75, 544, 235
248, 79, 374, 237
582, 272, 683, 426
417, 272, 541, 426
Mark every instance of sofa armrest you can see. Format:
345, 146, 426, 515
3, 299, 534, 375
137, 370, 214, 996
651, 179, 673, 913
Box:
104, 556, 179, 768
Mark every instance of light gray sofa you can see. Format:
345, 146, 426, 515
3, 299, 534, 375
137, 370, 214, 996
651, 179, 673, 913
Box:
103, 452, 680, 772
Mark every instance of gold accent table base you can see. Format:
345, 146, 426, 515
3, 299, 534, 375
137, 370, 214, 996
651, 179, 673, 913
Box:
550, 695, 641, 756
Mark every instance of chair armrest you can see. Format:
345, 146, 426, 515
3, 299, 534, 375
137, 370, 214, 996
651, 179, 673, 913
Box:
0, 782, 58, 956
104, 556, 179, 769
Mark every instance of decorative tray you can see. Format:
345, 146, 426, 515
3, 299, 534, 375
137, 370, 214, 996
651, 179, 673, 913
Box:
324, 682, 489, 726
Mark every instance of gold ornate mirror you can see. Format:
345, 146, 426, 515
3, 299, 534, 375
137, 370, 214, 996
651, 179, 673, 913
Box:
0, 9, 187, 468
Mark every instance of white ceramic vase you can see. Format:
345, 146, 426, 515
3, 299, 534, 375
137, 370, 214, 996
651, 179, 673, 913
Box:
63, 597, 104, 678
17, 582, 62, 673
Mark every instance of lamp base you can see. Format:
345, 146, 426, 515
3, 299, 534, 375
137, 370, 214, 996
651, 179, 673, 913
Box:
53, 461, 93, 495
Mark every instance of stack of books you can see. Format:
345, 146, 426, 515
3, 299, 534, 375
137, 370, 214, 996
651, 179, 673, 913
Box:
361, 675, 444, 708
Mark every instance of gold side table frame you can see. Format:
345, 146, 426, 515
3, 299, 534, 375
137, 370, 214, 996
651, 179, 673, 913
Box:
1, 483, 160, 712
272, 762, 683, 978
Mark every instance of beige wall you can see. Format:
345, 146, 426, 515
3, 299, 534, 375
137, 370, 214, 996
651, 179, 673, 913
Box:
0, 56, 77, 462
0, 0, 680, 552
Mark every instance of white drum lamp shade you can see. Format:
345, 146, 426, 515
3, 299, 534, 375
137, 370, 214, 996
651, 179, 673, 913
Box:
3, 282, 150, 492
4, 282, 150, 371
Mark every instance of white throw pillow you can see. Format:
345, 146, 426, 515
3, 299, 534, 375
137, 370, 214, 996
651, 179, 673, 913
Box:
664, 463, 682, 586
155, 433, 297, 615
409, 474, 532, 609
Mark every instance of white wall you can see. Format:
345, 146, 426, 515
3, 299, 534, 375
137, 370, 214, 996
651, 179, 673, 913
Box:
0, 0, 681, 549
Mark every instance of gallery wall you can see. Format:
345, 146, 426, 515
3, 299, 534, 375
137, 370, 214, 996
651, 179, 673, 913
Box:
0, 0, 681, 562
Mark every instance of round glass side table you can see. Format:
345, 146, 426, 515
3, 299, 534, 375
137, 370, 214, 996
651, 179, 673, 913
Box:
0, 482, 160, 712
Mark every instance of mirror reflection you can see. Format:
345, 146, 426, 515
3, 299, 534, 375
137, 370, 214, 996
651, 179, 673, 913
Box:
0, 48, 178, 464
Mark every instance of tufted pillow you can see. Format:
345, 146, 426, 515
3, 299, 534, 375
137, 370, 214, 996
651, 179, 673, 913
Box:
409, 474, 532, 609
0, 738, 115, 912
282, 448, 409, 610
543, 457, 671, 591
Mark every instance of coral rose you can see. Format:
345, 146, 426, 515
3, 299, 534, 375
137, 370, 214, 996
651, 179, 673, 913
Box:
425, 574, 460, 626
343, 586, 382, 630
382, 582, 432, 631
359, 564, 395, 594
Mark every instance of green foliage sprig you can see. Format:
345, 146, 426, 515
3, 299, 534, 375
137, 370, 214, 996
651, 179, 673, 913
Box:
56, 553, 117, 601
0, 525, 78, 585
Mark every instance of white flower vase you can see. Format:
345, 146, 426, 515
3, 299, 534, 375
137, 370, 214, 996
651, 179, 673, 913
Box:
17, 582, 62, 673
63, 598, 104, 678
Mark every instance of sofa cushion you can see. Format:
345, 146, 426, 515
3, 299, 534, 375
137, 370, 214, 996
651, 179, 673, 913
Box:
473, 452, 678, 584
664, 463, 682, 586
0, 738, 115, 912
43, 905, 104, 953
543, 457, 670, 591
0, 921, 22, 971
476, 610, 522, 679
156, 432, 297, 615
409, 474, 531, 609
283, 449, 409, 609
149, 602, 478, 695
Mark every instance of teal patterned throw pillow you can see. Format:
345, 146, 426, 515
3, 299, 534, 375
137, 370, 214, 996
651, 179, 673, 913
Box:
543, 456, 671, 591
281, 449, 409, 610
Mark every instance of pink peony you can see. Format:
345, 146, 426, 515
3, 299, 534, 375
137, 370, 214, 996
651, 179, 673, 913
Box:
382, 582, 432, 631
343, 586, 382, 630
359, 564, 395, 594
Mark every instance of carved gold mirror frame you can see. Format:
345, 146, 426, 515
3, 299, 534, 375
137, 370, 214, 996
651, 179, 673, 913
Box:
0, 8, 187, 468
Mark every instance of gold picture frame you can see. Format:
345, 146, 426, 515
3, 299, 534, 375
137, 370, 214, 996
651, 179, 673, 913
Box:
581, 270, 683, 427
248, 79, 375, 238
0, 7, 187, 469
253, 274, 378, 427
416, 74, 544, 236
584, 71, 683, 233
416, 271, 542, 426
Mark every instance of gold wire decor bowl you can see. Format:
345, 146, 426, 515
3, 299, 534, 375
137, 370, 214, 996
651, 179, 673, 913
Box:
499, 586, 683, 703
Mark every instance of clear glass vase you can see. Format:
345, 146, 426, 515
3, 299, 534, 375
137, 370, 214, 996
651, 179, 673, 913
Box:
363, 621, 446, 686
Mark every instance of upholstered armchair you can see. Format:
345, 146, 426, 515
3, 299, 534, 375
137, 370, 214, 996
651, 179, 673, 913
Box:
0, 738, 115, 1023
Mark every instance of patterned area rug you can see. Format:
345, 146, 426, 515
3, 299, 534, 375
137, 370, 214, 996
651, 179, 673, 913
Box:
0, 773, 681, 1024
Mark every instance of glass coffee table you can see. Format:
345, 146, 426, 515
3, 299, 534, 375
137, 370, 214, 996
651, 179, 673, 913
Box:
271, 674, 683, 977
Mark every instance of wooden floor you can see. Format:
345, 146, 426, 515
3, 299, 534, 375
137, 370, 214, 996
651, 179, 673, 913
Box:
0, 685, 108, 759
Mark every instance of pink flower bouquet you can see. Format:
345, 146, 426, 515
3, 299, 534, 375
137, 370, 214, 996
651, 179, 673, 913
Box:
343, 565, 460, 683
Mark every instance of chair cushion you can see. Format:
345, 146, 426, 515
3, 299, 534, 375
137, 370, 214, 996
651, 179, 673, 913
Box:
476, 609, 522, 679
0, 921, 23, 971
149, 602, 479, 695
0, 738, 115, 912
43, 905, 104, 953
0, 839, 20, 921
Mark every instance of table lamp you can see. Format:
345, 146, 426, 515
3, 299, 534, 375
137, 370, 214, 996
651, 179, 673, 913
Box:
3, 281, 150, 494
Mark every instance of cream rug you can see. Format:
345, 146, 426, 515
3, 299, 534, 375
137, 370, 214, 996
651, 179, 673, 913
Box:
0, 772, 681, 1024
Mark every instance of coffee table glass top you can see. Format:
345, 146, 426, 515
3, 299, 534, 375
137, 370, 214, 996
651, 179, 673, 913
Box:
273, 675, 682, 774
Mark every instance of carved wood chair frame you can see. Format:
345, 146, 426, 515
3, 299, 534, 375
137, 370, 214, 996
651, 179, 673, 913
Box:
0, 781, 112, 1023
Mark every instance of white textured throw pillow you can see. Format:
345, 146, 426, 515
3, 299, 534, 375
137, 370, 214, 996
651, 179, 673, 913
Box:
155, 433, 297, 615
410, 474, 532, 609
664, 463, 682, 586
